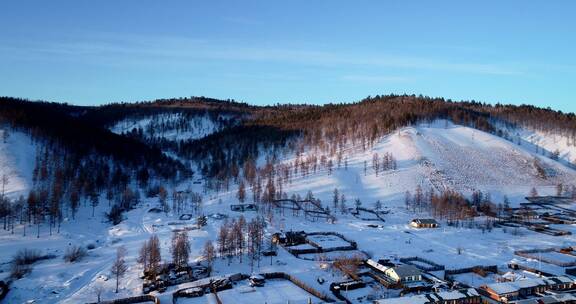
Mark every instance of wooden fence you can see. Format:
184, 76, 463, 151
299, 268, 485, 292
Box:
445, 265, 498, 276
87, 294, 160, 304
515, 248, 576, 267
399, 256, 445, 271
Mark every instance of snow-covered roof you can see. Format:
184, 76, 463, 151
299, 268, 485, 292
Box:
485, 282, 519, 295
250, 274, 265, 280
374, 288, 478, 304
543, 276, 573, 285
483, 276, 573, 295
367, 259, 393, 273
513, 293, 576, 304
393, 265, 422, 278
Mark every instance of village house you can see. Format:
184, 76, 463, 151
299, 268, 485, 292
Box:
374, 288, 481, 304
271, 231, 306, 246
410, 219, 440, 228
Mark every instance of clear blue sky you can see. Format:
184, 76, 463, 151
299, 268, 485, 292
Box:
1, 1, 575, 113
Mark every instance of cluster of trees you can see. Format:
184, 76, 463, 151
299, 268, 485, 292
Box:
136, 231, 193, 279
216, 216, 265, 271
156, 186, 203, 216
172, 231, 191, 270
137, 235, 162, 278
332, 188, 347, 213
407, 184, 576, 223
430, 190, 477, 221
405, 186, 477, 221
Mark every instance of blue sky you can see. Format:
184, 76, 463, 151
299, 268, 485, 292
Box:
0, 1, 575, 113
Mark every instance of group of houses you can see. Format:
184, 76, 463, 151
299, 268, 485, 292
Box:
367, 266, 576, 304
479, 276, 574, 303
142, 263, 209, 294
364, 251, 576, 304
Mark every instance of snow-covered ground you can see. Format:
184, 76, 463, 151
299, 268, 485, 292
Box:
109, 112, 232, 141
2, 121, 576, 303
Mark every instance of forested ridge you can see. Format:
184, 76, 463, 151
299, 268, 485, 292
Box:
3, 94, 575, 182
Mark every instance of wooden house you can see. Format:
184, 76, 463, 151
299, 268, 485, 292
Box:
410, 219, 440, 228
367, 259, 422, 283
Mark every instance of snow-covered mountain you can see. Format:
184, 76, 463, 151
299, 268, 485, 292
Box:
272, 120, 576, 209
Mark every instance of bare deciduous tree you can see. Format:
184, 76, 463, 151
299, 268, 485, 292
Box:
203, 240, 215, 274
111, 246, 127, 293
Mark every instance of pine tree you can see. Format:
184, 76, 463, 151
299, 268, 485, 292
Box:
332, 188, 339, 210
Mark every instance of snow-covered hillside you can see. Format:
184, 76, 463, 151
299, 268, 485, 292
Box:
279, 120, 575, 207
109, 112, 234, 141
0, 129, 37, 199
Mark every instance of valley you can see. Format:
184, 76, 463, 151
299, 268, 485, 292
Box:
2, 99, 576, 304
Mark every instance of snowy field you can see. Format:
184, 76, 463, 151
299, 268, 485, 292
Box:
2, 121, 576, 303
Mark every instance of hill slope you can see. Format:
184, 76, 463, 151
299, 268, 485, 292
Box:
0, 129, 37, 198
280, 120, 574, 210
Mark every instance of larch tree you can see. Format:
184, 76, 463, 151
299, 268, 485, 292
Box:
237, 180, 246, 203
111, 246, 127, 293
